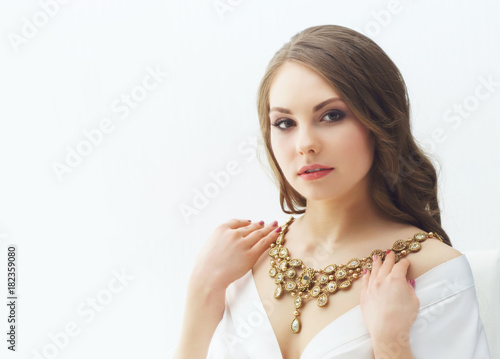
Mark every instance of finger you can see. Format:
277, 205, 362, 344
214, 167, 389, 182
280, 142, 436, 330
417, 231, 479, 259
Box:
360, 267, 370, 296
408, 278, 415, 291
236, 221, 269, 237
369, 253, 381, 279
249, 225, 282, 258
392, 257, 411, 279
224, 218, 254, 229
245, 221, 279, 244
377, 250, 396, 278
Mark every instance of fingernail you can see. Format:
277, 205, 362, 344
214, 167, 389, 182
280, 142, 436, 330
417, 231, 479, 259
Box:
275, 226, 282, 233
372, 254, 378, 261
410, 279, 415, 288
247, 220, 252, 222
386, 250, 391, 255
363, 268, 367, 274
258, 220, 264, 226
271, 220, 278, 227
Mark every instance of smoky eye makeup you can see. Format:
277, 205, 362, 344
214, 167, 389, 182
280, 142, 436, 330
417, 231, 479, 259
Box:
270, 108, 347, 131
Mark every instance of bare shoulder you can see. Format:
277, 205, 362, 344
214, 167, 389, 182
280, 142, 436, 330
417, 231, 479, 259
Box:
399, 227, 463, 280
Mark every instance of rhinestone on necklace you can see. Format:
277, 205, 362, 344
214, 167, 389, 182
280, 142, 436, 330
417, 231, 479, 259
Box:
268, 216, 443, 334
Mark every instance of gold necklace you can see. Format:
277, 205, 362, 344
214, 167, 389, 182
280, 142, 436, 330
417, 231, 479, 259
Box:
268, 216, 444, 334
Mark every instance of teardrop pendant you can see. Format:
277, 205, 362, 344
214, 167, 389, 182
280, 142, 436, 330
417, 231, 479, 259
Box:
291, 316, 301, 333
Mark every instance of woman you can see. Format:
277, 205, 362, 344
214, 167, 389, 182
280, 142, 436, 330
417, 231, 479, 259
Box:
173, 25, 491, 358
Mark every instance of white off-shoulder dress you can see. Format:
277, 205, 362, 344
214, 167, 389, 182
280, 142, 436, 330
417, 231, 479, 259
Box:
191, 254, 491, 358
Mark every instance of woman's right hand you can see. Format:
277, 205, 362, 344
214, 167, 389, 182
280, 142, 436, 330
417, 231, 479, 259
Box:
176, 219, 281, 359
190, 219, 282, 291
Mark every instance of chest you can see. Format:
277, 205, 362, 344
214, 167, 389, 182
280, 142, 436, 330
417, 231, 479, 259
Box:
252, 251, 364, 359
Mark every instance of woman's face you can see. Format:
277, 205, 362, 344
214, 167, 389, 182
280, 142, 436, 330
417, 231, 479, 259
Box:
269, 60, 376, 202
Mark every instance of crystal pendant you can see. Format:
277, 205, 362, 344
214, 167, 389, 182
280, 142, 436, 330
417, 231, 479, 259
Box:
317, 293, 328, 307
274, 284, 283, 298
409, 241, 421, 252
346, 258, 360, 269
290, 259, 302, 267
335, 269, 347, 280
311, 286, 321, 297
324, 264, 336, 273
291, 317, 301, 333
414, 233, 427, 241
294, 296, 302, 308
276, 232, 284, 245
279, 260, 288, 271
269, 247, 279, 256
392, 239, 407, 251
339, 280, 351, 289
327, 281, 338, 293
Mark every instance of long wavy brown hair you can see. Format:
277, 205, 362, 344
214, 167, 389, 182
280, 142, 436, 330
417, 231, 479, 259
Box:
255, 24, 452, 246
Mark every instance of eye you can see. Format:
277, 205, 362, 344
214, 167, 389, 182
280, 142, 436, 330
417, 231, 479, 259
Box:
272, 118, 294, 131
323, 110, 345, 122
271, 110, 345, 131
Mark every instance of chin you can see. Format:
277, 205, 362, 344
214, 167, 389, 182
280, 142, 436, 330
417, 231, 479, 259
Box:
296, 187, 341, 201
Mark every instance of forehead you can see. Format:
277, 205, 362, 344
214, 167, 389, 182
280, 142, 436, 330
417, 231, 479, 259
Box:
269, 61, 340, 107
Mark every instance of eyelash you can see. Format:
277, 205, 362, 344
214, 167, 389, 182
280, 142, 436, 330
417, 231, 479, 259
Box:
271, 110, 346, 131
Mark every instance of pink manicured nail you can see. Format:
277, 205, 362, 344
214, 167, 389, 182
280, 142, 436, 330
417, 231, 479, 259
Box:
258, 220, 264, 226
386, 250, 391, 255
275, 226, 282, 233
271, 220, 278, 227
410, 279, 415, 288
372, 254, 378, 261
363, 268, 367, 274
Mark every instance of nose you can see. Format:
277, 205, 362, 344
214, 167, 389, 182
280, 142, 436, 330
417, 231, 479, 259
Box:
296, 125, 320, 155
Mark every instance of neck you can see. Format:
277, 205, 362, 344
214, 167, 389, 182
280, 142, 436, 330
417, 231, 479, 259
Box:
292, 178, 403, 254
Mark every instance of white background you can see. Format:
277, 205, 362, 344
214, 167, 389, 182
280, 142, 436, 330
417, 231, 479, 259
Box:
0, 0, 499, 358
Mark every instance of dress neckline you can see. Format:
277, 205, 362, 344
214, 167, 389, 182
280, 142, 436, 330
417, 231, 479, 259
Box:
249, 270, 365, 359
243, 254, 467, 359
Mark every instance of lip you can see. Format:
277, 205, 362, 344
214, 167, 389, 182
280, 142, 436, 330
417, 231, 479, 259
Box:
298, 164, 334, 175
298, 168, 334, 181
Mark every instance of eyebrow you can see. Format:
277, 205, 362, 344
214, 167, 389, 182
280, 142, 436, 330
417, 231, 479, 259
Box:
269, 97, 344, 115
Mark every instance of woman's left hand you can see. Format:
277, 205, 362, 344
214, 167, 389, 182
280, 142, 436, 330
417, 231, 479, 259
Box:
360, 250, 420, 349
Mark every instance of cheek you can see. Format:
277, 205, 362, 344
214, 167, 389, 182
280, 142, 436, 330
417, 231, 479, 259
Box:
336, 130, 374, 172
270, 135, 289, 161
